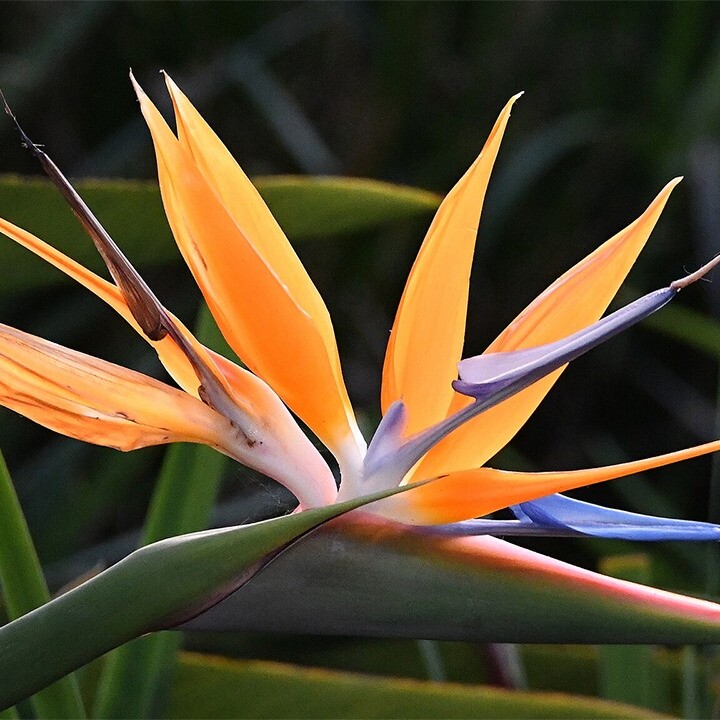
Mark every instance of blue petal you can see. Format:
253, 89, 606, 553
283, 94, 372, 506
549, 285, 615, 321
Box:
365, 286, 677, 485
454, 287, 675, 400
421, 518, 584, 537
513, 493, 720, 541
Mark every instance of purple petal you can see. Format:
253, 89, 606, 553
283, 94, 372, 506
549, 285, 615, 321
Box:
513, 493, 720, 541
422, 518, 584, 537
365, 286, 677, 485
454, 287, 675, 400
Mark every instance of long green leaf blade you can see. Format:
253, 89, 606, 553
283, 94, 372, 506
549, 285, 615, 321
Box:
0, 175, 439, 294
186, 513, 720, 643
93, 307, 229, 719
0, 486, 410, 709
0, 450, 86, 718
597, 554, 663, 711
165, 652, 667, 720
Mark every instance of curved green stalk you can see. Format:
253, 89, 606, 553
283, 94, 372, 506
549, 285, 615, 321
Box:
0, 450, 85, 718
92, 443, 227, 719
93, 307, 229, 719
0, 485, 408, 710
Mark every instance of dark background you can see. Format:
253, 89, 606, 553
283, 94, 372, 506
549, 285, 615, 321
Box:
1, 1, 720, 588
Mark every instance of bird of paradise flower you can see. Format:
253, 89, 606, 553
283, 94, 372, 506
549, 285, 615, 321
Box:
1, 73, 720, 549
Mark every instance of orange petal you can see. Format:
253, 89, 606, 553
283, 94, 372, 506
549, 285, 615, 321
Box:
0, 321, 336, 505
381, 95, 521, 435
0, 322, 231, 453
0, 217, 337, 505
133, 76, 365, 471
164, 73, 335, 330
377, 438, 720, 524
415, 178, 681, 480
0, 218, 264, 411
0, 216, 203, 396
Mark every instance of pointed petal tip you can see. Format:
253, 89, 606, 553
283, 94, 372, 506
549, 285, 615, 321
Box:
501, 93, 522, 116
664, 176, 683, 192
639, 177, 681, 214
129, 71, 146, 101
162, 70, 179, 91
671, 252, 720, 290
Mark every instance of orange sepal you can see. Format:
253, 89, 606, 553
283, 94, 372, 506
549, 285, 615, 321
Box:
0, 217, 269, 415
0, 216, 207, 396
133, 77, 364, 466
381, 95, 521, 435
378, 438, 720, 524
0, 323, 230, 453
163, 74, 336, 335
414, 178, 681, 480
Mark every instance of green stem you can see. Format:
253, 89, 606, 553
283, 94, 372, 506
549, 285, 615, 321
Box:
93, 306, 229, 719
0, 450, 86, 718
0, 492, 395, 710
92, 444, 226, 718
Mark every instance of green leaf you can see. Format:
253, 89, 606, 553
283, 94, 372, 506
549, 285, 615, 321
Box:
642, 301, 720, 358
0, 450, 86, 718
0, 174, 439, 294
597, 554, 665, 712
185, 513, 720, 644
254, 175, 440, 240
0, 486, 411, 710
164, 651, 667, 720
183, 635, 718, 716
187, 635, 491, 685
93, 306, 229, 719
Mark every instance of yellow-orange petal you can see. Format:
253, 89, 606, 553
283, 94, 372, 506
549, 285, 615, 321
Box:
164, 74, 336, 337
414, 178, 681, 480
133, 76, 365, 468
0, 322, 231, 452
0, 217, 264, 406
0, 322, 336, 505
0, 216, 204, 396
381, 95, 521, 436
0, 217, 337, 505
375, 438, 720, 524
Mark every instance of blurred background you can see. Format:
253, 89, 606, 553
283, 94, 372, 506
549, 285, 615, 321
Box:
2, 1, 720, 711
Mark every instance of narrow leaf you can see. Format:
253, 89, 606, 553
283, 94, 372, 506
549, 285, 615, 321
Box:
0, 450, 86, 718
93, 307, 229, 719
186, 513, 720, 644
597, 555, 663, 711
165, 651, 664, 719
0, 485, 413, 709
0, 175, 439, 294
254, 175, 440, 240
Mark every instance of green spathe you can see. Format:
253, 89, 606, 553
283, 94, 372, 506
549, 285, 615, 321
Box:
0, 485, 412, 710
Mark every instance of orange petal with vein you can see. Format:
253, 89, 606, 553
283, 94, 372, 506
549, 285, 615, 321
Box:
0, 216, 205, 396
415, 178, 681, 480
164, 74, 336, 336
133, 77, 364, 468
381, 95, 521, 435
379, 438, 720, 524
0, 217, 336, 504
0, 217, 265, 406
0, 323, 230, 453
